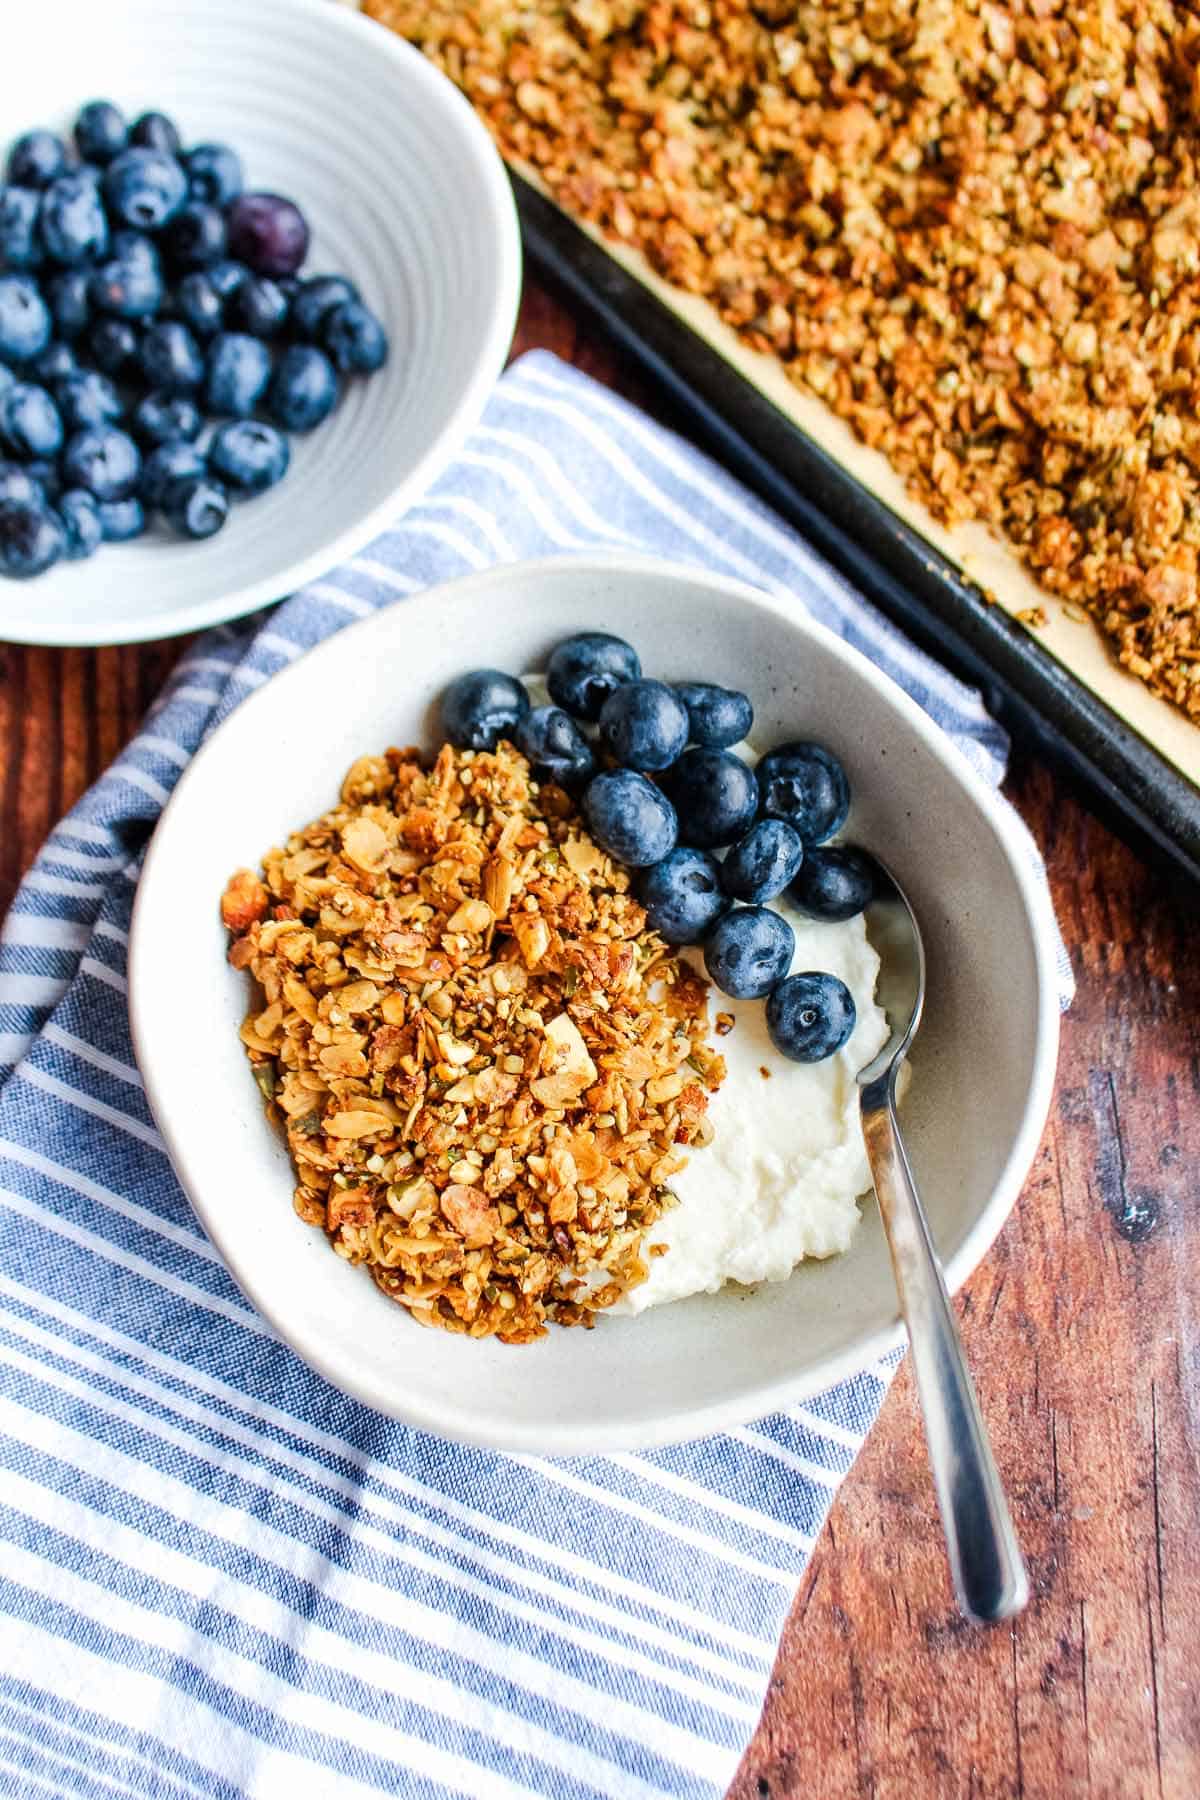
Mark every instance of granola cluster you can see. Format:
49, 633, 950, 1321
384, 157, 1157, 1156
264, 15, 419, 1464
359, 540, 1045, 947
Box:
222, 739, 722, 1343
367, 0, 1200, 718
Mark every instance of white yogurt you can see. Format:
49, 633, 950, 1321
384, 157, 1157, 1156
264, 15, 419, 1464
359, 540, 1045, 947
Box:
615, 897, 889, 1313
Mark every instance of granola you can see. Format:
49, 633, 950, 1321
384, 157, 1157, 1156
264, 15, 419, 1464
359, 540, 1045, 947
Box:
222, 738, 723, 1343
367, 0, 1200, 719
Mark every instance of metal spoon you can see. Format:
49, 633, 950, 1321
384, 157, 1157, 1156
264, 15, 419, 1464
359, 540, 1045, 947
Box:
859, 867, 1029, 1624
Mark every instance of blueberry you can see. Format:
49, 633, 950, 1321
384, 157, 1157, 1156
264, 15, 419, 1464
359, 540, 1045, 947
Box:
264, 344, 337, 432
440, 668, 531, 751
0, 275, 52, 363
513, 704, 595, 790
86, 318, 139, 378
204, 332, 272, 416
0, 496, 64, 577
26, 458, 62, 502
766, 972, 856, 1064
0, 187, 43, 270
290, 274, 359, 341
3, 381, 61, 461
663, 747, 758, 849
30, 342, 75, 385
788, 845, 879, 922
636, 848, 728, 945
131, 392, 202, 447
0, 365, 11, 401
703, 906, 795, 1000
163, 201, 227, 269
184, 143, 244, 208
756, 742, 850, 845
0, 461, 41, 503
139, 440, 207, 508
62, 426, 141, 501
546, 631, 641, 722
208, 419, 289, 494
74, 101, 128, 165
673, 681, 753, 749
109, 229, 161, 271
56, 488, 103, 560
176, 271, 225, 342
226, 192, 309, 277
104, 148, 188, 231
96, 496, 146, 541
130, 112, 182, 156
39, 172, 109, 264
206, 259, 250, 302
90, 254, 163, 319
598, 678, 689, 772
321, 300, 387, 374
583, 769, 677, 867
162, 473, 229, 539
139, 320, 205, 393
0, 384, 63, 459
45, 270, 91, 341
721, 818, 804, 904
229, 275, 289, 339
6, 131, 67, 189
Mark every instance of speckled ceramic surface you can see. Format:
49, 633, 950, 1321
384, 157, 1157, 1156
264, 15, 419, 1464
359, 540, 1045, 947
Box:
131, 555, 1061, 1452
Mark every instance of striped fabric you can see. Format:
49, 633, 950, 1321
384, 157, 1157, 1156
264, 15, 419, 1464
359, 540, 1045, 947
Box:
0, 353, 1073, 1800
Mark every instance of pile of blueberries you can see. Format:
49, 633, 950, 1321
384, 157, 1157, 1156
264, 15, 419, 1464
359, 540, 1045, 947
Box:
440, 631, 883, 1065
0, 100, 388, 578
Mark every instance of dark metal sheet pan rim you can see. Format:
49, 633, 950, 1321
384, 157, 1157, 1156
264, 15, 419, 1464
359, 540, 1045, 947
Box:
513, 173, 1200, 888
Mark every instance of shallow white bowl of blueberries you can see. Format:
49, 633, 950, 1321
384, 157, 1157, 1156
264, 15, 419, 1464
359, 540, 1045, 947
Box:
0, 0, 520, 644
130, 555, 1062, 1453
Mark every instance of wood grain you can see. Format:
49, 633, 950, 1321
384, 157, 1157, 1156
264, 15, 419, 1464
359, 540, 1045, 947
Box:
728, 755, 1200, 1800
2, 280, 1197, 1800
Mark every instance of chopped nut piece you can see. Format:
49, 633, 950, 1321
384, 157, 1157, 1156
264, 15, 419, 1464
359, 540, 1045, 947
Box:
512, 911, 552, 968
221, 869, 269, 934
447, 898, 494, 933
341, 816, 391, 873
539, 1012, 597, 1090
440, 1183, 499, 1246
483, 853, 516, 918
326, 1109, 393, 1139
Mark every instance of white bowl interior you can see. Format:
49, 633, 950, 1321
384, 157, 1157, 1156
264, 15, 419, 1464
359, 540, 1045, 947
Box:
131, 557, 1060, 1450
0, 0, 519, 644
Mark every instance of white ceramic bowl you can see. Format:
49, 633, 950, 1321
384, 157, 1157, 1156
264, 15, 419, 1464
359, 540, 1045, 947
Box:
0, 0, 519, 645
131, 555, 1061, 1452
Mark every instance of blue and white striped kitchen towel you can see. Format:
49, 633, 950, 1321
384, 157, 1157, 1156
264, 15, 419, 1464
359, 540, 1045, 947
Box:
0, 351, 1073, 1800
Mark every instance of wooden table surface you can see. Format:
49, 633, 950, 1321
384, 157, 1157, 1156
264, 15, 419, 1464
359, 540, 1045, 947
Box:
3, 282, 1198, 1800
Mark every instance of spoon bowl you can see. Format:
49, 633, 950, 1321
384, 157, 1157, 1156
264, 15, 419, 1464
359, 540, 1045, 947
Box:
858, 873, 927, 1087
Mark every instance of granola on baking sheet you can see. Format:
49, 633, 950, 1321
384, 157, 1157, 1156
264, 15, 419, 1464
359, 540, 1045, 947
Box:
222, 739, 723, 1343
367, 0, 1200, 720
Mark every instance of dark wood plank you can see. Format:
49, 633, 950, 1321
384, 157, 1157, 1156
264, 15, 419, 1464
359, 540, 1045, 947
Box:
2, 279, 1198, 1800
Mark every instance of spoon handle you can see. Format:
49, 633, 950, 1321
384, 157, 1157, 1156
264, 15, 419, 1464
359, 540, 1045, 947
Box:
860, 1074, 1029, 1624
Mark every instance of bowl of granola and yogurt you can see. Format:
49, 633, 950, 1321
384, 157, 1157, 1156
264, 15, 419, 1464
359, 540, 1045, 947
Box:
130, 554, 1060, 1451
